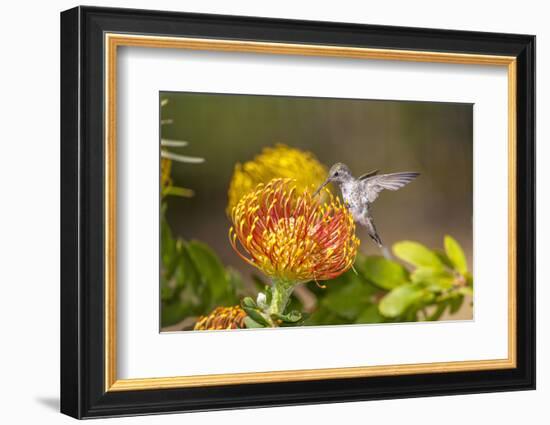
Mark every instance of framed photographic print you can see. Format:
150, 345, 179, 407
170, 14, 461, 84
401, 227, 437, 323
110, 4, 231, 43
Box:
60, 6, 535, 419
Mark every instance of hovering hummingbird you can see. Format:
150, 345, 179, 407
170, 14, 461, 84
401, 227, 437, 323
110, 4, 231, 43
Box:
314, 163, 419, 254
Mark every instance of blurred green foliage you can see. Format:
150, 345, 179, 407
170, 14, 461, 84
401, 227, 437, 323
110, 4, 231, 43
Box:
160, 206, 244, 328
308, 235, 473, 325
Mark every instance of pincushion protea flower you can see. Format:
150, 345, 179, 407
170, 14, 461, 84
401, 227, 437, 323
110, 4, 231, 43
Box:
229, 178, 360, 318
194, 306, 248, 330
227, 144, 329, 215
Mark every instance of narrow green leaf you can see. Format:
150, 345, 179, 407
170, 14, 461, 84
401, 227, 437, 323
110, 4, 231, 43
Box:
393, 241, 444, 269
241, 297, 257, 309
449, 294, 464, 314
242, 307, 271, 327
434, 250, 454, 269
358, 256, 409, 290
163, 186, 195, 198
244, 317, 265, 329
428, 302, 449, 321
444, 235, 468, 274
273, 310, 302, 323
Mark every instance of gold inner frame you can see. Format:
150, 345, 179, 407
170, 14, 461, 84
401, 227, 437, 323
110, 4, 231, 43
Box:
104, 33, 517, 392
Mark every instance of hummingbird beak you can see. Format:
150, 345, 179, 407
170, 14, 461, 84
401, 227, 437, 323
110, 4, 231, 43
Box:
313, 180, 329, 197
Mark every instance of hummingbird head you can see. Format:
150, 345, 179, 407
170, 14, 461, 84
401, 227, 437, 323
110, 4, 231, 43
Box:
327, 163, 352, 184
313, 163, 351, 196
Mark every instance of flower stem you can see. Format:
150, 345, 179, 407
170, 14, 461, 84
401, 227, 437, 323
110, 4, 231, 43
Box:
268, 279, 295, 320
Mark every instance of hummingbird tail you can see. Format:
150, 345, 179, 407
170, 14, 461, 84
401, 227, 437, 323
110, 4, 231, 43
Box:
370, 232, 383, 248
380, 245, 392, 260
369, 233, 392, 259
364, 217, 392, 259
365, 219, 383, 247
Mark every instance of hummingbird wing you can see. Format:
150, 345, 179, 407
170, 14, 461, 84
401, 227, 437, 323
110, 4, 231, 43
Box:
358, 169, 380, 180
362, 172, 419, 202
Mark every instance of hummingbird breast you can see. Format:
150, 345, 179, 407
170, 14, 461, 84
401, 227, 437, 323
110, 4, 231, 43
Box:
340, 181, 366, 221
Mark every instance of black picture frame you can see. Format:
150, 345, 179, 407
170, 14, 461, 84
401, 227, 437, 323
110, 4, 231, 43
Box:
61, 5, 535, 419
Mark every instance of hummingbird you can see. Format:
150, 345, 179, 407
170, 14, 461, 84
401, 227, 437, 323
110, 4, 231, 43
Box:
314, 163, 419, 254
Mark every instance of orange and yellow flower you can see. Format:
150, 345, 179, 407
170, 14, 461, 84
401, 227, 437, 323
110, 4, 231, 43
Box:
229, 178, 359, 283
194, 306, 248, 330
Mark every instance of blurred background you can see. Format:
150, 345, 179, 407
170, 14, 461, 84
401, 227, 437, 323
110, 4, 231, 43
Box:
160, 91, 473, 329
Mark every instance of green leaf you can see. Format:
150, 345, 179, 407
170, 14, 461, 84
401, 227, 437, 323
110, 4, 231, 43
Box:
225, 267, 244, 292
444, 235, 468, 274
464, 272, 473, 287
355, 305, 385, 324
244, 317, 265, 329
273, 310, 302, 323
185, 241, 228, 302
160, 284, 175, 302
161, 299, 192, 327
393, 241, 444, 269
449, 294, 464, 314
163, 186, 195, 198
175, 243, 201, 292
242, 307, 271, 327
411, 267, 455, 290
458, 286, 473, 296
358, 256, 409, 290
304, 307, 350, 326
320, 280, 376, 320
264, 286, 273, 305
379, 283, 426, 318
404, 306, 420, 322
241, 297, 257, 309
428, 302, 448, 321
434, 250, 454, 269
160, 214, 179, 277
160, 220, 174, 262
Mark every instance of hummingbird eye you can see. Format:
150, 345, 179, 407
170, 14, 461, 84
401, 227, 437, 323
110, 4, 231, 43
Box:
334, 172, 339, 177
